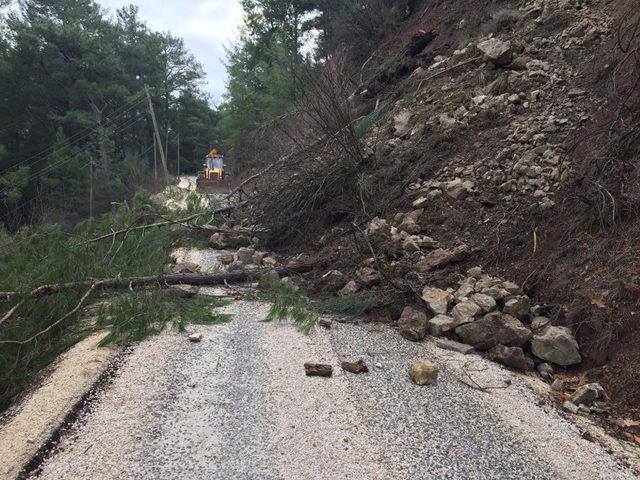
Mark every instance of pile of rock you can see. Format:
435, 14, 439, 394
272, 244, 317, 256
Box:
216, 246, 277, 272
398, 267, 581, 372
562, 383, 609, 416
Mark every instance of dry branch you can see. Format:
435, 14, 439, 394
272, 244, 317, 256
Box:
88, 213, 203, 243
0, 283, 99, 345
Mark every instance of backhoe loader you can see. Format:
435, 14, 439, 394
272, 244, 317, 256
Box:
196, 148, 226, 190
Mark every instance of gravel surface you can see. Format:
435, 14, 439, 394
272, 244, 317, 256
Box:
24, 245, 638, 479
28, 302, 637, 480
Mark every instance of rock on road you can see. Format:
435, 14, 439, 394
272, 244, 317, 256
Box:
28, 298, 636, 479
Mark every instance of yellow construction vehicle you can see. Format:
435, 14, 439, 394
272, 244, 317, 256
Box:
196, 148, 226, 190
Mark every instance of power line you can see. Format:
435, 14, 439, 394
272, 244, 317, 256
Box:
0, 92, 147, 176
0, 141, 158, 251
0, 112, 149, 196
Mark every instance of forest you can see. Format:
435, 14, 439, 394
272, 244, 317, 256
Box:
0, 0, 418, 231
0, 0, 218, 230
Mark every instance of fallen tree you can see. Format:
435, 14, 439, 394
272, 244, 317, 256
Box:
0, 264, 314, 305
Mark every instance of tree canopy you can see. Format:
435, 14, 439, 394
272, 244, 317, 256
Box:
0, 0, 217, 229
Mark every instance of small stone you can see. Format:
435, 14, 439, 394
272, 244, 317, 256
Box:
217, 251, 235, 265
341, 359, 369, 374
375, 363, 383, 369
188, 333, 203, 343
171, 262, 200, 274
551, 379, 564, 391
537, 362, 554, 379
317, 318, 333, 329
236, 247, 256, 264
356, 267, 380, 287
262, 256, 277, 268
409, 360, 439, 386
413, 196, 428, 208
477, 38, 513, 66
470, 293, 497, 313
488, 345, 534, 371
320, 270, 347, 293
259, 270, 281, 288
563, 401, 579, 414
451, 301, 481, 324
338, 280, 359, 297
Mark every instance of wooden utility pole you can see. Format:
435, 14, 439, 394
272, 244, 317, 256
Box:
144, 84, 169, 182
176, 132, 180, 175
153, 134, 158, 181
89, 157, 94, 219
165, 123, 170, 174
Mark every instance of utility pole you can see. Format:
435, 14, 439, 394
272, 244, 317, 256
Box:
165, 123, 170, 175
153, 134, 158, 181
144, 84, 169, 182
89, 157, 94, 219
176, 132, 180, 175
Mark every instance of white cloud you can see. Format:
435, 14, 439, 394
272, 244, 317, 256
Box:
98, 0, 243, 103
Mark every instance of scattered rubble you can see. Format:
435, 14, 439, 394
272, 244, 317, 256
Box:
341, 359, 369, 374
304, 363, 333, 377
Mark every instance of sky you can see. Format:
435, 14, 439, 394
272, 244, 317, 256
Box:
97, 0, 244, 104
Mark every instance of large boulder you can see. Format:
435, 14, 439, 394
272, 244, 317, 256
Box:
571, 383, 604, 406
488, 345, 534, 371
237, 247, 256, 264
416, 245, 470, 272
503, 295, 531, 319
421, 287, 452, 315
451, 300, 481, 324
455, 312, 532, 350
398, 306, 430, 341
477, 38, 513, 67
409, 359, 439, 385
531, 326, 581, 366
428, 315, 460, 336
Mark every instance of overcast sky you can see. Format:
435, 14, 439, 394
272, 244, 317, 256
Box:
98, 0, 244, 104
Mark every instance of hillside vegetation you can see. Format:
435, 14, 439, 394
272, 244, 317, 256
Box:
220, 0, 640, 416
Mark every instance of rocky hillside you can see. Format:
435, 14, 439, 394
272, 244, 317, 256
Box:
223, 0, 640, 430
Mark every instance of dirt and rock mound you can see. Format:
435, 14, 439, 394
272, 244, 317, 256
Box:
227, 0, 640, 434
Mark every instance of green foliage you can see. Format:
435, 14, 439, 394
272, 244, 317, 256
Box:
216, 0, 316, 148
0, 1, 217, 230
175, 296, 233, 327
261, 280, 317, 334
97, 291, 174, 346
0, 198, 177, 410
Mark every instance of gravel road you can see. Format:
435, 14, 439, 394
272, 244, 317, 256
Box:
27, 293, 637, 479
